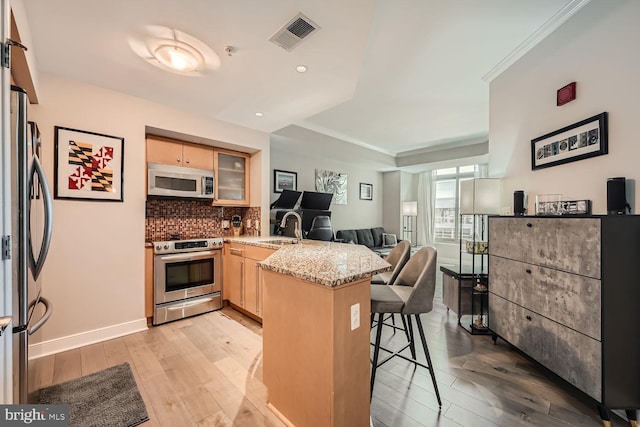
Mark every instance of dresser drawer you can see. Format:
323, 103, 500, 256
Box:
488, 217, 601, 278
490, 294, 602, 401
489, 256, 601, 340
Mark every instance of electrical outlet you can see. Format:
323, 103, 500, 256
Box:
350, 303, 360, 331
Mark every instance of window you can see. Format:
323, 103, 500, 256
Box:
434, 165, 480, 242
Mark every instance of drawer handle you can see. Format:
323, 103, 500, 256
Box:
526, 315, 532, 321
526, 223, 533, 228
525, 268, 532, 274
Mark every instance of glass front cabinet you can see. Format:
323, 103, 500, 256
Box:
214, 149, 250, 206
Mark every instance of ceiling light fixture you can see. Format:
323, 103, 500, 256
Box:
153, 42, 204, 72
255, 112, 264, 117
296, 65, 308, 73
129, 26, 221, 76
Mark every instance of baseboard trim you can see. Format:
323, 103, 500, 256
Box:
28, 318, 148, 360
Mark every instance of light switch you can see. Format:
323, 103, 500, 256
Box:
351, 303, 360, 331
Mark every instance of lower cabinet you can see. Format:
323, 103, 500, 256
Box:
489, 215, 640, 415
223, 242, 275, 321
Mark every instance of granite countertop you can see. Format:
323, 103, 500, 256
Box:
258, 241, 391, 287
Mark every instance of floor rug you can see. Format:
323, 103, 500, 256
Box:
31, 362, 149, 427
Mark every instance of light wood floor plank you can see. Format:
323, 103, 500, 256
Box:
79, 342, 107, 376
51, 349, 81, 385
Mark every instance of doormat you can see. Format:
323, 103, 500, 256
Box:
31, 362, 149, 427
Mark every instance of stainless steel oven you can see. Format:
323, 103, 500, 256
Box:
152, 238, 223, 325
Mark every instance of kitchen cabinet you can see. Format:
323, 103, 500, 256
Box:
223, 242, 274, 321
146, 135, 214, 170
144, 246, 154, 321
214, 149, 250, 206
488, 216, 640, 422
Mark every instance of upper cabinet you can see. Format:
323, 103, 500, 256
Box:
214, 149, 250, 206
146, 135, 214, 171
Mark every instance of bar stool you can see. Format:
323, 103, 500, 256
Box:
370, 246, 441, 407
371, 240, 411, 286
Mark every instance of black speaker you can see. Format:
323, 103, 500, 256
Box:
607, 177, 628, 215
514, 191, 526, 216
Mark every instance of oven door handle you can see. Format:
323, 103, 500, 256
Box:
166, 296, 215, 311
157, 250, 218, 262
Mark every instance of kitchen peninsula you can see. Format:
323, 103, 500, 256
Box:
258, 241, 391, 427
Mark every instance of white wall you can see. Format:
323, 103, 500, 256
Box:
490, 1, 639, 214
28, 73, 269, 357
270, 144, 383, 231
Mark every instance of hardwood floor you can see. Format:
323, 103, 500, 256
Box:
29, 293, 629, 426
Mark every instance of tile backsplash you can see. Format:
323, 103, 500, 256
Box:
145, 199, 261, 242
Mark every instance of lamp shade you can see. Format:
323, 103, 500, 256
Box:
402, 201, 418, 216
460, 179, 501, 215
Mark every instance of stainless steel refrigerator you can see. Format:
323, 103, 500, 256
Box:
9, 85, 53, 403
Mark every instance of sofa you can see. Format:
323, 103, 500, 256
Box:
335, 227, 396, 250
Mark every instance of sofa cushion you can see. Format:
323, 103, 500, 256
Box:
356, 229, 375, 248
336, 229, 358, 244
371, 227, 385, 248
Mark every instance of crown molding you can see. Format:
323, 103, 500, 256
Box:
482, 0, 591, 83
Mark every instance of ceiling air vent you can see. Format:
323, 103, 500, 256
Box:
269, 13, 320, 52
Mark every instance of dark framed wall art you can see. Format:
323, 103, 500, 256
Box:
531, 112, 608, 170
273, 169, 297, 193
359, 182, 373, 200
54, 126, 125, 201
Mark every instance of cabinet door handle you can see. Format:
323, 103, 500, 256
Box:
256, 265, 260, 315
525, 268, 532, 274
240, 260, 244, 306
185, 159, 190, 164
526, 223, 533, 228
176, 158, 181, 163
526, 315, 532, 321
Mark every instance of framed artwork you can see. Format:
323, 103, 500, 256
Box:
54, 126, 124, 201
531, 112, 608, 170
359, 182, 373, 200
315, 169, 347, 204
273, 169, 297, 193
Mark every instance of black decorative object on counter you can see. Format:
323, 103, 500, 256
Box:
607, 177, 630, 215
514, 191, 526, 216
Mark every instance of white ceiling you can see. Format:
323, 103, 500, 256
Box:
20, 0, 581, 156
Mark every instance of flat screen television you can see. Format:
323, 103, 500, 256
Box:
270, 190, 302, 209
300, 191, 333, 211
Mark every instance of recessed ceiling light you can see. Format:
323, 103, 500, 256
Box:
296, 65, 308, 73
255, 112, 264, 117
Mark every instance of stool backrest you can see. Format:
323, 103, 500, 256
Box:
394, 246, 437, 314
384, 240, 411, 286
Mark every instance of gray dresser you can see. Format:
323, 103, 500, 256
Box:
488, 216, 640, 416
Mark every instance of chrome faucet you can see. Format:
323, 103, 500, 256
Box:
280, 211, 303, 240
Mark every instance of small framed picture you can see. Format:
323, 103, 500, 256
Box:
273, 169, 297, 193
359, 182, 373, 200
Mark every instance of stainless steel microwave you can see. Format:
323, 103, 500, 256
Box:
147, 162, 215, 199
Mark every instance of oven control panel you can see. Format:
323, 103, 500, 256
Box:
153, 238, 224, 254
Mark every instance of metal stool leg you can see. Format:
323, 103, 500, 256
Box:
415, 314, 442, 407
370, 313, 384, 400
400, 314, 411, 343
406, 315, 416, 359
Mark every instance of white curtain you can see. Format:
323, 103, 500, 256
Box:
417, 171, 435, 246
476, 164, 489, 178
